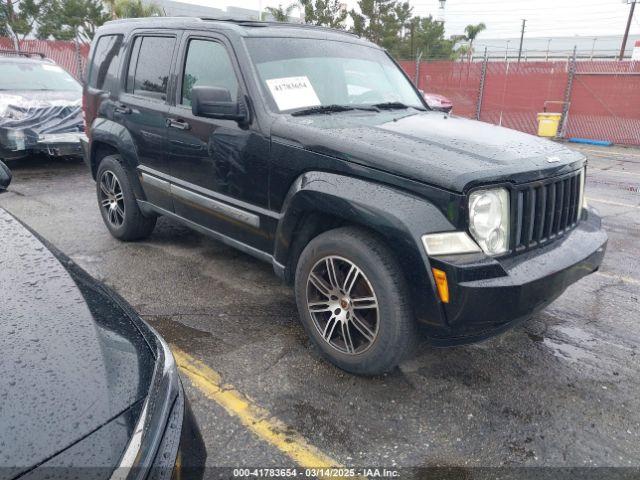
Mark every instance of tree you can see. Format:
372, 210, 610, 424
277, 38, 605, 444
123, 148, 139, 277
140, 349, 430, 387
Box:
299, 0, 347, 29
263, 3, 296, 22
1, 0, 44, 47
350, 0, 399, 46
37, 0, 108, 42
349, 1, 456, 60
407, 15, 456, 60
463, 22, 486, 58
109, 0, 162, 19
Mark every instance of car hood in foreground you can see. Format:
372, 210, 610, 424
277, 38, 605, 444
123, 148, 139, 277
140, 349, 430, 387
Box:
272, 110, 585, 192
0, 209, 154, 476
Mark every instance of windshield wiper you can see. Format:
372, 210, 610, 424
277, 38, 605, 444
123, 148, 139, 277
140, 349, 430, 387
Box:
291, 104, 378, 116
372, 102, 425, 111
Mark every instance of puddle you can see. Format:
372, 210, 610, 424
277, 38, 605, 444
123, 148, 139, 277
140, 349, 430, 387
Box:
540, 324, 599, 364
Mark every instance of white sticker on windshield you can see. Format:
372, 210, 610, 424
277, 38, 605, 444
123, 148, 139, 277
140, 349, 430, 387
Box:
266, 76, 321, 111
42, 64, 63, 72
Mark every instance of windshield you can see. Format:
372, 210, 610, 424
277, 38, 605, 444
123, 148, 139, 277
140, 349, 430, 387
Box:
0, 62, 81, 92
245, 38, 424, 113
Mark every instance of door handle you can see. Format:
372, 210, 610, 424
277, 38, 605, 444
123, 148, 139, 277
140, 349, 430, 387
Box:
114, 103, 132, 115
166, 118, 191, 130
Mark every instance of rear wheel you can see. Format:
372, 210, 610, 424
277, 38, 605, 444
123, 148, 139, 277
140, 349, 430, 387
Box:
96, 155, 156, 241
294, 227, 416, 375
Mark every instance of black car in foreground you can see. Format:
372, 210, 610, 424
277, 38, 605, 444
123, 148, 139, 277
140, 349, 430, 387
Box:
0, 51, 85, 161
82, 18, 607, 375
0, 162, 205, 479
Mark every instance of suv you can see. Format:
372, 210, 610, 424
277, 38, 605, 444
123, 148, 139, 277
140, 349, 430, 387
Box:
82, 18, 607, 375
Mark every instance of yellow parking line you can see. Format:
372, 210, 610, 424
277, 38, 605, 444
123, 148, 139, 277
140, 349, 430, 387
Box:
172, 347, 365, 479
586, 197, 640, 209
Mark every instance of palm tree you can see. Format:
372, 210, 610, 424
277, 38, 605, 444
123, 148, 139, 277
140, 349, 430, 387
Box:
463, 22, 486, 60
263, 3, 296, 22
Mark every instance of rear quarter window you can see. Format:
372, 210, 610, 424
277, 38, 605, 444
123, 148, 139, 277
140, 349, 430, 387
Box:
126, 36, 176, 101
88, 34, 124, 92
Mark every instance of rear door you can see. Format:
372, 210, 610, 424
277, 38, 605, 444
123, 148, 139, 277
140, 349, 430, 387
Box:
165, 32, 272, 252
117, 33, 177, 212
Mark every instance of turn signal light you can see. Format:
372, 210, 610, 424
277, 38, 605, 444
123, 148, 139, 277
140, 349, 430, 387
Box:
432, 268, 450, 304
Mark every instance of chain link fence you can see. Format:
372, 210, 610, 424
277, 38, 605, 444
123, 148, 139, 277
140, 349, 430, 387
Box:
400, 57, 640, 146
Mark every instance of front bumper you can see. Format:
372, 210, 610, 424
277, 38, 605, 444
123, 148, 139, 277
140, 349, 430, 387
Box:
0, 131, 85, 159
428, 208, 607, 344
35, 132, 86, 157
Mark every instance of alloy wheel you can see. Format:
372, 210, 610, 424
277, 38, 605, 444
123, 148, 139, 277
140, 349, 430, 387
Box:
306, 255, 380, 355
99, 170, 125, 228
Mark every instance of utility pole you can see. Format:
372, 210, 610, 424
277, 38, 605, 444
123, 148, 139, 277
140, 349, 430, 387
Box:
619, 0, 637, 60
517, 19, 526, 63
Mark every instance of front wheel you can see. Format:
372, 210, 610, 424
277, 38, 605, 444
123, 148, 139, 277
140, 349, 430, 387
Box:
96, 155, 156, 241
294, 227, 416, 375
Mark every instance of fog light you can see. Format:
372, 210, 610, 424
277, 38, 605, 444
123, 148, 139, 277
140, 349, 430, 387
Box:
432, 268, 450, 304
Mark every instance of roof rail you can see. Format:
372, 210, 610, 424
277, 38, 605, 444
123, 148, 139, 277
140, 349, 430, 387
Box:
0, 49, 46, 59
199, 17, 359, 37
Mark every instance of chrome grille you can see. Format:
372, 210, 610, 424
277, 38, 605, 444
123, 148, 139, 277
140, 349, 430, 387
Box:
513, 169, 584, 251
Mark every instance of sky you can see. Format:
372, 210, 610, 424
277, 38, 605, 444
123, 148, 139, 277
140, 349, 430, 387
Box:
178, 0, 640, 40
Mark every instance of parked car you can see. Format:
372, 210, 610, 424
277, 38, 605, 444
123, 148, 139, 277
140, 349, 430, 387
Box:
0, 160, 205, 479
422, 92, 453, 113
0, 51, 85, 161
82, 18, 607, 375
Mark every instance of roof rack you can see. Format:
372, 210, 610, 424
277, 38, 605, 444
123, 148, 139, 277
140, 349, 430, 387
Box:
0, 49, 46, 59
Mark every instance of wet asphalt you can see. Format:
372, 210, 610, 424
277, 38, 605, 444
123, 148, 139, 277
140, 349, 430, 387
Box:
0, 143, 638, 474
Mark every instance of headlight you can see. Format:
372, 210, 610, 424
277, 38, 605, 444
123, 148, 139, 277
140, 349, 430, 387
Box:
468, 187, 510, 255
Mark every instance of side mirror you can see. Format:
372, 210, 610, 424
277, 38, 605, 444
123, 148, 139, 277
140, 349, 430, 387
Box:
191, 86, 248, 123
0, 161, 12, 192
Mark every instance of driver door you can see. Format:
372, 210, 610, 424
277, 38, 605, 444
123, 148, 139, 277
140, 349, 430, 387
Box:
166, 33, 270, 251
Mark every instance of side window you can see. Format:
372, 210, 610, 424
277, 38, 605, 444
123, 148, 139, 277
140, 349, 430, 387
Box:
89, 34, 123, 92
126, 36, 175, 101
181, 39, 239, 107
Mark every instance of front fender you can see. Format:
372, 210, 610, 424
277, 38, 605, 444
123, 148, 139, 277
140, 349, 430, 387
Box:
275, 171, 456, 332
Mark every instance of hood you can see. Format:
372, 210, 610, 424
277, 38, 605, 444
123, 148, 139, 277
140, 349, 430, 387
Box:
0, 90, 83, 151
0, 210, 154, 475
271, 110, 585, 192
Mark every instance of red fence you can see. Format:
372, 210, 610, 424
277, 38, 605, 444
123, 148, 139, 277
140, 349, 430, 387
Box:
0, 38, 89, 80
400, 59, 640, 146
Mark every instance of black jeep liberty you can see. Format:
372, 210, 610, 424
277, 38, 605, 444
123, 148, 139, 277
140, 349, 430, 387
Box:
82, 18, 607, 375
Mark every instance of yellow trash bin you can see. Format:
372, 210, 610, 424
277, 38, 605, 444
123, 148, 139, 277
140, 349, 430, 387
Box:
537, 112, 562, 137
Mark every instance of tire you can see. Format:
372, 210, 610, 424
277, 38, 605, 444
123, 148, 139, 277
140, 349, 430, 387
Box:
294, 226, 417, 375
96, 155, 156, 241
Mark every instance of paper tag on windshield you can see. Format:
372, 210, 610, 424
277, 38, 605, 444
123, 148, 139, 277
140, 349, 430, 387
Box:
42, 64, 64, 72
266, 76, 321, 111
